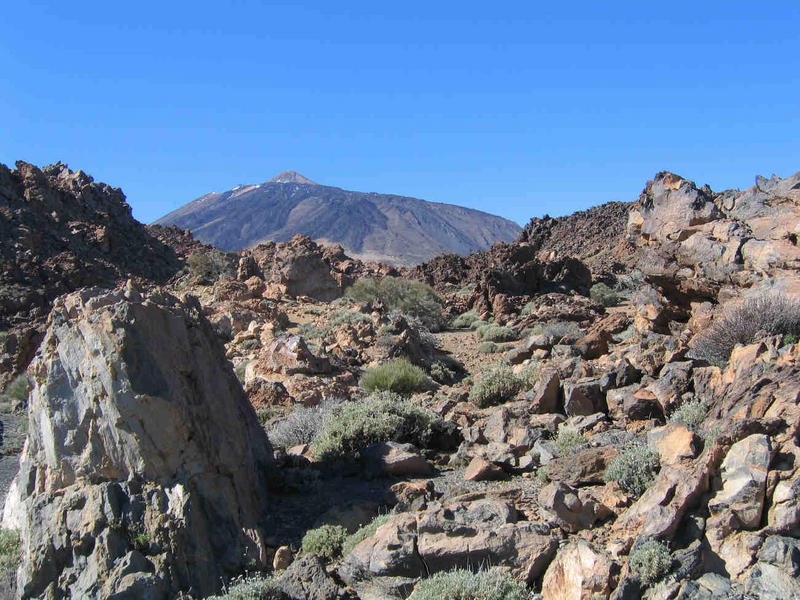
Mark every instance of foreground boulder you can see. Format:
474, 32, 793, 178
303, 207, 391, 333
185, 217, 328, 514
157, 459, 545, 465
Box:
2, 287, 274, 598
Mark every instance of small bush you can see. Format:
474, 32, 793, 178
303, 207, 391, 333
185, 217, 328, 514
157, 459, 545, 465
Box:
268, 398, 339, 448
668, 400, 708, 432
554, 425, 586, 457
529, 321, 583, 342
341, 514, 391, 557
3, 375, 30, 407
207, 576, 286, 600
468, 363, 523, 408
408, 568, 529, 600
360, 359, 431, 394
346, 277, 445, 331
328, 310, 372, 329
451, 310, 480, 329
478, 341, 503, 354
590, 282, 620, 307
520, 301, 535, 316
0, 529, 19, 573
234, 360, 251, 385
300, 524, 347, 562
187, 249, 235, 284
429, 361, 455, 384
628, 539, 672, 584
692, 292, 800, 364
604, 445, 661, 497
310, 392, 442, 460
476, 324, 517, 342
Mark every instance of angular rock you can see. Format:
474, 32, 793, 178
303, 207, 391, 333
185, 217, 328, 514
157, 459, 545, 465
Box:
541, 540, 619, 600
464, 457, 508, 481
546, 446, 618, 486
525, 369, 561, 414
361, 442, 434, 477
563, 377, 606, 416
647, 424, 701, 465
277, 553, 340, 600
538, 482, 605, 533
2, 288, 274, 598
261, 334, 332, 375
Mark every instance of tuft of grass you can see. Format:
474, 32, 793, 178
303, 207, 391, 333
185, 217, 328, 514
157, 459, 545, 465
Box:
590, 282, 620, 307
692, 292, 800, 364
628, 539, 672, 584
554, 425, 586, 457
451, 310, 480, 329
300, 524, 347, 562
360, 359, 432, 394
476, 324, 517, 342
310, 392, 442, 460
341, 514, 391, 557
408, 568, 529, 600
604, 445, 661, 497
346, 277, 445, 331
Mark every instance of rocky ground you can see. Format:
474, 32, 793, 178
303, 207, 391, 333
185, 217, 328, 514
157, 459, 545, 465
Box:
0, 164, 799, 599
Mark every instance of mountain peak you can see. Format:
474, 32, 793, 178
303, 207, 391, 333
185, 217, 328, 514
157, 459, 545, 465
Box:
268, 171, 318, 185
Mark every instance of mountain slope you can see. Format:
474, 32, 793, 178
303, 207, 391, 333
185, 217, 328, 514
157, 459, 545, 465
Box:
154, 172, 522, 266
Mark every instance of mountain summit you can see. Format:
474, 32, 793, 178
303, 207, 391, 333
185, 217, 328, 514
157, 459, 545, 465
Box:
268, 171, 318, 185
154, 177, 521, 266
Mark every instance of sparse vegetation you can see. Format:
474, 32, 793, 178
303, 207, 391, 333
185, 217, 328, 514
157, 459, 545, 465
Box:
604, 445, 661, 497
451, 309, 480, 329
476, 324, 517, 342
520, 301, 535, 316
668, 400, 708, 432
2, 374, 30, 407
554, 424, 586, 456
628, 539, 672, 584
268, 398, 339, 448
234, 360, 251, 385
529, 321, 583, 342
429, 361, 455, 384
0, 529, 20, 574
692, 292, 800, 364
206, 576, 286, 600
341, 514, 391, 557
346, 277, 445, 331
408, 568, 529, 600
477, 341, 503, 354
590, 282, 620, 307
360, 359, 431, 394
300, 524, 347, 562
310, 392, 442, 460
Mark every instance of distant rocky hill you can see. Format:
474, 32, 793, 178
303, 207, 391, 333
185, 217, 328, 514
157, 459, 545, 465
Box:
154, 171, 522, 266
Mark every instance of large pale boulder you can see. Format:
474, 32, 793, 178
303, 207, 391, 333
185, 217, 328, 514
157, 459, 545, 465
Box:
541, 540, 619, 600
2, 288, 274, 598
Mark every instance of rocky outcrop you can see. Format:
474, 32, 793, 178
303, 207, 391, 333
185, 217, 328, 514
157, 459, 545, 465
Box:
2, 287, 273, 598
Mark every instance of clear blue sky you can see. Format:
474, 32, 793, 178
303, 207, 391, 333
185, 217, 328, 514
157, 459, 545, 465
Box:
2, 1, 798, 226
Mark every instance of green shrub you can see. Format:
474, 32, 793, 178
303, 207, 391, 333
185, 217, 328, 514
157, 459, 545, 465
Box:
529, 321, 583, 342
477, 341, 503, 354
476, 324, 517, 342
0, 529, 19, 573
300, 524, 347, 562
554, 425, 586, 456
668, 400, 708, 431
520, 301, 535, 316
310, 392, 442, 460
451, 310, 480, 329
346, 277, 445, 331
783, 333, 798, 346
468, 363, 523, 408
341, 514, 391, 557
628, 539, 672, 584
408, 568, 529, 600
604, 445, 661, 497
429, 361, 455, 384
3, 375, 30, 407
207, 576, 286, 600
360, 359, 431, 394
268, 398, 339, 448
590, 282, 620, 307
328, 310, 372, 329
692, 292, 800, 364
470, 319, 488, 330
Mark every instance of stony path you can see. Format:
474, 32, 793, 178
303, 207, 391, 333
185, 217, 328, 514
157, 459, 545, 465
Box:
434, 328, 515, 375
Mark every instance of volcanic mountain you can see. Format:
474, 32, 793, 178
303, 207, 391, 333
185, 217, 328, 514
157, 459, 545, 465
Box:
154, 172, 522, 266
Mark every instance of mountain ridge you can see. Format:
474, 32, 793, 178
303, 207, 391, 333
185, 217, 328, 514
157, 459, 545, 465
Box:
154, 175, 522, 266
